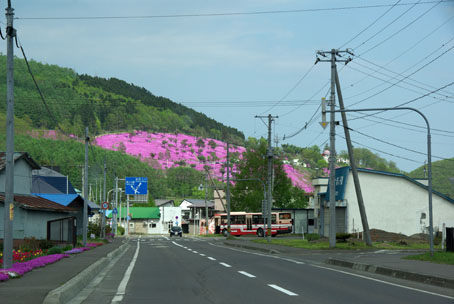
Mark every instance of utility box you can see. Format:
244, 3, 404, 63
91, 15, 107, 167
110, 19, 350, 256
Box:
446, 227, 454, 252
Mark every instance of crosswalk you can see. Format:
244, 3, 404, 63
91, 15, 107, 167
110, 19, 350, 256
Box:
128, 236, 208, 246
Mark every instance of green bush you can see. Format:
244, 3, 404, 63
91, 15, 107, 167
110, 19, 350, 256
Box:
62, 245, 73, 251
39, 239, 54, 250
336, 233, 352, 242
306, 233, 320, 242
47, 246, 63, 254
117, 226, 125, 235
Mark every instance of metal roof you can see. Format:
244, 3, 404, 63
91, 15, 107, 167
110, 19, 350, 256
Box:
0, 152, 40, 171
107, 207, 160, 219
0, 193, 77, 213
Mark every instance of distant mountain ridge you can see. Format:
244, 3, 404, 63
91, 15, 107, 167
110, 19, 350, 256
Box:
0, 55, 244, 144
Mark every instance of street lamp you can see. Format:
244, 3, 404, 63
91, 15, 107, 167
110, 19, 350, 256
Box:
326, 106, 434, 255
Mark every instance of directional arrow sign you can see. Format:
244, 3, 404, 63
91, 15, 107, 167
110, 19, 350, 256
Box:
319, 97, 328, 129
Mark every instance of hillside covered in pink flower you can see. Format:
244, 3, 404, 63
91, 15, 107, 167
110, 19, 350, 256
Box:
94, 131, 314, 193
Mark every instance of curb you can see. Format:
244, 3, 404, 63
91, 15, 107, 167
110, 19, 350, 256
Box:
223, 241, 280, 254
325, 258, 454, 289
42, 242, 129, 304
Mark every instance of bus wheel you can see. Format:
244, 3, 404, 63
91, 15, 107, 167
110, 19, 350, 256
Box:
222, 229, 228, 237
257, 228, 264, 237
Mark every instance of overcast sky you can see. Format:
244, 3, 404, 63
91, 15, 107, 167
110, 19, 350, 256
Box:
5, 0, 454, 173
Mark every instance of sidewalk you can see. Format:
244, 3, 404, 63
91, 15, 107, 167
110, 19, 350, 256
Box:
221, 237, 454, 289
0, 237, 127, 304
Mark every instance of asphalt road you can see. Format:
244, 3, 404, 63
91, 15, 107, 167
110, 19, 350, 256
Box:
75, 236, 453, 304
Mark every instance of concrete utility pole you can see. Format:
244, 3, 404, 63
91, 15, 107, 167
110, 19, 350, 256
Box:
3, 0, 15, 270
204, 171, 208, 235
102, 157, 106, 238
114, 175, 118, 235
83, 127, 89, 246
334, 64, 372, 246
255, 114, 278, 243
226, 142, 231, 237
316, 49, 351, 248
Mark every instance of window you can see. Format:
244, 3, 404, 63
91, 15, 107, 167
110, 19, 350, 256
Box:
421, 213, 426, 220
308, 219, 315, 226
129, 223, 134, 228
279, 213, 292, 220
231, 215, 246, 225
152, 223, 156, 228
253, 214, 264, 224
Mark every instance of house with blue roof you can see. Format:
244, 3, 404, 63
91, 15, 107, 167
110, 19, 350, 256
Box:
32, 167, 99, 236
311, 167, 454, 237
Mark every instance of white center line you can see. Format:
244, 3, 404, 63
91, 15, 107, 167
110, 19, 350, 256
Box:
268, 284, 298, 296
193, 251, 198, 254
111, 237, 141, 303
199, 254, 206, 256
238, 271, 256, 278
220, 262, 232, 268
208, 257, 216, 261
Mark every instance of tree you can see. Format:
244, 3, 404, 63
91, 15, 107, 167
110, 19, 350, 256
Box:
231, 138, 308, 211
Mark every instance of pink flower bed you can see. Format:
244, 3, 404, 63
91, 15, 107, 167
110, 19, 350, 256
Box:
0, 254, 69, 282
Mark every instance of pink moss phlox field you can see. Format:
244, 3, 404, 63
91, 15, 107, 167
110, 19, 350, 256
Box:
0, 254, 69, 281
94, 132, 314, 191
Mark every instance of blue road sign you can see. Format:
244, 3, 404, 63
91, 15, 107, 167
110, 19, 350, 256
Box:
125, 177, 148, 195
112, 208, 118, 215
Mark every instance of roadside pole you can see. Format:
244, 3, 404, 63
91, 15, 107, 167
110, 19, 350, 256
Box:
226, 142, 231, 237
83, 127, 89, 246
3, 0, 15, 269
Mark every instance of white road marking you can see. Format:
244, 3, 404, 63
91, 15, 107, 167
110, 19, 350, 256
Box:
111, 236, 141, 303
311, 264, 454, 300
199, 253, 206, 256
220, 262, 232, 268
268, 284, 298, 296
238, 271, 256, 278
208, 257, 216, 261
193, 251, 198, 253
163, 237, 169, 241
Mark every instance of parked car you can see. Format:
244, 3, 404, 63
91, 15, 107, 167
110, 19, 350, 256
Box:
169, 226, 182, 237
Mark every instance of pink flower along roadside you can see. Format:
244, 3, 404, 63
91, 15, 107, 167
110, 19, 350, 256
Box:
0, 242, 105, 282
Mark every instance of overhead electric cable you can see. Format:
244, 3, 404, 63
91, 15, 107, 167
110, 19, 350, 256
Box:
348, 44, 454, 108
358, 0, 441, 56
15, 2, 451, 20
339, 0, 402, 49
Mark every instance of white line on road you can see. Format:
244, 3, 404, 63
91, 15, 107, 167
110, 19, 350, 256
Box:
193, 251, 198, 253
208, 257, 216, 261
112, 236, 141, 303
199, 254, 206, 256
220, 262, 232, 268
311, 264, 454, 300
268, 284, 298, 296
238, 271, 256, 278
163, 237, 169, 241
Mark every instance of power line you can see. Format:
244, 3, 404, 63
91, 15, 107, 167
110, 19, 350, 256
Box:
340, 14, 454, 95
338, 0, 403, 49
358, 0, 442, 56
343, 124, 451, 160
15, 2, 451, 20
348, 44, 454, 108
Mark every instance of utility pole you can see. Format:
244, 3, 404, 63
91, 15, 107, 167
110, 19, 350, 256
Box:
3, 0, 15, 270
226, 142, 231, 237
204, 171, 208, 235
102, 157, 106, 238
316, 49, 351, 248
255, 114, 278, 243
114, 175, 118, 235
83, 127, 89, 246
334, 64, 372, 246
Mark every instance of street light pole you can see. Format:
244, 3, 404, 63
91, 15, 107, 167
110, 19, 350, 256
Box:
325, 106, 434, 255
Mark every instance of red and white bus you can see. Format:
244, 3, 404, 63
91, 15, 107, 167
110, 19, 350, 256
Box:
213, 211, 292, 237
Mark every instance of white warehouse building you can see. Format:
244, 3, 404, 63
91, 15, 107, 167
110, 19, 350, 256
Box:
313, 167, 454, 237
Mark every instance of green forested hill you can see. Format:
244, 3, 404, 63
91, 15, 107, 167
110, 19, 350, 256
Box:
0, 55, 244, 144
409, 159, 454, 199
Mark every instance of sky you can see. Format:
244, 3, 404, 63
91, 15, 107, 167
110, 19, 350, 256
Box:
4, 0, 454, 173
